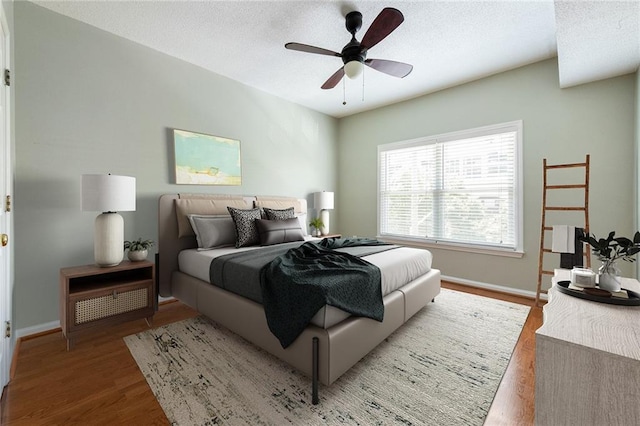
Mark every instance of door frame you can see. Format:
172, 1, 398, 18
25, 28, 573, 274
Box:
0, 0, 12, 394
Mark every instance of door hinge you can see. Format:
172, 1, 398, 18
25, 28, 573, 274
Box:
4, 321, 10, 338
4, 69, 9, 86
5, 195, 10, 212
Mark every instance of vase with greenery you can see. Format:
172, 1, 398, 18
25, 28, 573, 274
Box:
124, 237, 154, 262
579, 231, 640, 292
309, 218, 324, 237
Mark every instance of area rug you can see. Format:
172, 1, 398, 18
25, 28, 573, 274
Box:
124, 289, 530, 425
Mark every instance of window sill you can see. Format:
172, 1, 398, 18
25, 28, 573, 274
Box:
377, 236, 525, 258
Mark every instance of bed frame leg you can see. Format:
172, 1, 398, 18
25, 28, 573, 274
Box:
312, 337, 319, 405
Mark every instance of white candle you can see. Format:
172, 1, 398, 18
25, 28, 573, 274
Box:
571, 267, 596, 288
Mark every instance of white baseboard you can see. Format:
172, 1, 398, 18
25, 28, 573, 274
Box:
15, 320, 60, 339
441, 274, 548, 301
16, 297, 177, 339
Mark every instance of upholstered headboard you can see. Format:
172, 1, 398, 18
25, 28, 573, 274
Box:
157, 194, 308, 297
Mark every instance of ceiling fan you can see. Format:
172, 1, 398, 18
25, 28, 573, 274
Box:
285, 7, 413, 90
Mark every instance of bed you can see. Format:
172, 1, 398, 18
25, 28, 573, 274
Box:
158, 193, 441, 404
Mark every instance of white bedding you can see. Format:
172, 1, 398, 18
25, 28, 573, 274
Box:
178, 240, 433, 328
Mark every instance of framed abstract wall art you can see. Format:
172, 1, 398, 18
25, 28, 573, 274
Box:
173, 129, 242, 185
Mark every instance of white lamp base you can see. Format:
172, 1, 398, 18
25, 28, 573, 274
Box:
320, 209, 330, 236
94, 212, 124, 267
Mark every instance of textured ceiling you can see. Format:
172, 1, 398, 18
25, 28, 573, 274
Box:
32, 0, 640, 118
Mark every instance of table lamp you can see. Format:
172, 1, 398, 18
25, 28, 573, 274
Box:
313, 191, 334, 236
82, 174, 136, 267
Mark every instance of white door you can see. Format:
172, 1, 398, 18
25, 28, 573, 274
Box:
0, 2, 11, 393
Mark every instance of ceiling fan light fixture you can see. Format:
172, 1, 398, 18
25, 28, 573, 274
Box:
344, 60, 363, 79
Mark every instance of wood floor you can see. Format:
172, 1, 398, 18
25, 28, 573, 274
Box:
0, 282, 542, 425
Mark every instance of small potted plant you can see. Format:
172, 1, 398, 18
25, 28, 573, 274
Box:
124, 237, 154, 262
579, 231, 640, 291
309, 218, 324, 237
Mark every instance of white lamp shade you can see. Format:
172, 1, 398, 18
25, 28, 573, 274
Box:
82, 174, 136, 212
314, 191, 334, 210
344, 60, 364, 79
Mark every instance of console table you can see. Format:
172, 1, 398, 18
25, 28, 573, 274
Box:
535, 269, 640, 425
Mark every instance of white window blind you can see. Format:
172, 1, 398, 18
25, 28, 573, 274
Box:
378, 121, 523, 252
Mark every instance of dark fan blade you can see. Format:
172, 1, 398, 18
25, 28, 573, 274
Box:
360, 8, 404, 50
365, 59, 413, 78
321, 67, 345, 90
285, 42, 341, 57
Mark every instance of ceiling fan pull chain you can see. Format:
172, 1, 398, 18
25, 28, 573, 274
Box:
362, 66, 365, 102
342, 76, 347, 105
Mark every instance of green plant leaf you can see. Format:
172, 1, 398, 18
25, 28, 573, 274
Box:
598, 238, 608, 249
627, 247, 640, 256
124, 237, 154, 251
615, 237, 633, 247
308, 218, 324, 229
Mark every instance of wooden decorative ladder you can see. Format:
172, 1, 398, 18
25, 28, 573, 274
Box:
536, 155, 591, 306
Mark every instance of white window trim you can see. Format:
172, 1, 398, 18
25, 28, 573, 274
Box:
377, 235, 525, 258
377, 120, 524, 256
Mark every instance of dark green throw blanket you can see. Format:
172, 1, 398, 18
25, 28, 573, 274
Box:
261, 238, 393, 348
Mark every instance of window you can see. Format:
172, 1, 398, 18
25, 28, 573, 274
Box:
378, 121, 523, 255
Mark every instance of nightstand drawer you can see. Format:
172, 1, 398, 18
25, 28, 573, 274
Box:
72, 282, 151, 325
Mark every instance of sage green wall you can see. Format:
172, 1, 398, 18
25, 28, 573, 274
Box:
337, 59, 636, 293
13, 2, 337, 330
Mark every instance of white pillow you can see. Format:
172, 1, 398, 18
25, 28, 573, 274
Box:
296, 213, 308, 236
187, 215, 236, 250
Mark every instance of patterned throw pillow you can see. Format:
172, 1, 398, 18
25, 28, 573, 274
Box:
263, 207, 295, 221
227, 207, 262, 248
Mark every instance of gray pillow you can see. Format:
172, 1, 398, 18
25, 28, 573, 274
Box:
263, 207, 295, 221
256, 218, 304, 246
227, 207, 262, 248
187, 215, 236, 249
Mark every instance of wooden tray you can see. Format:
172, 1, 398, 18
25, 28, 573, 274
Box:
556, 280, 640, 306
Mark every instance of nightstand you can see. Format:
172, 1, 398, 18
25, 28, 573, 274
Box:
321, 233, 342, 238
60, 260, 155, 350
